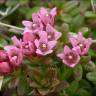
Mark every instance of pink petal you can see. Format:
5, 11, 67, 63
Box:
11, 36, 20, 46
64, 45, 71, 54
43, 50, 53, 55
4, 45, 14, 51
0, 62, 10, 73
23, 32, 35, 42
22, 20, 32, 28
46, 24, 54, 32
32, 13, 40, 22
78, 32, 85, 41
50, 7, 57, 17
57, 53, 64, 59
36, 49, 43, 55
34, 39, 39, 48
23, 27, 33, 33
55, 31, 62, 40
39, 31, 48, 43
40, 7, 48, 15
48, 41, 57, 49
69, 38, 78, 47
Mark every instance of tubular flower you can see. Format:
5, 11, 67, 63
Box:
69, 32, 92, 55
38, 7, 57, 26
7, 47, 23, 67
0, 50, 11, 75
57, 45, 80, 68
46, 24, 62, 41
34, 31, 57, 55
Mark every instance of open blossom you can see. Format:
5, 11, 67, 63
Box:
0, 50, 11, 75
38, 7, 57, 26
69, 32, 92, 55
46, 24, 62, 41
22, 14, 43, 34
7, 47, 23, 67
12, 32, 35, 56
57, 45, 80, 68
34, 31, 57, 55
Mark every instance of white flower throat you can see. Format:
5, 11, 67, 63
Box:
68, 55, 73, 59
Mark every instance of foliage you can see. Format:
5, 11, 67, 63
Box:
0, 0, 96, 96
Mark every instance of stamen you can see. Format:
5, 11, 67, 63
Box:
68, 55, 73, 59
42, 43, 47, 48
46, 14, 49, 16
32, 23, 36, 27
25, 45, 29, 48
48, 35, 51, 39
12, 56, 17, 60
79, 44, 83, 47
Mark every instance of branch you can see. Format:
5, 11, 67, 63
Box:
0, 4, 20, 20
0, 22, 24, 34
91, 0, 95, 13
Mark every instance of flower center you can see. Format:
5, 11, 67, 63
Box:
46, 14, 49, 16
25, 45, 29, 49
48, 35, 51, 39
42, 43, 47, 48
40, 43, 48, 52
12, 55, 17, 60
68, 55, 73, 59
47, 32, 54, 40
79, 43, 83, 47
64, 51, 78, 65
32, 23, 37, 27
79, 43, 85, 51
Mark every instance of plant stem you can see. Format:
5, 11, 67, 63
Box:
0, 4, 20, 20
0, 22, 24, 33
91, 0, 95, 13
92, 40, 96, 43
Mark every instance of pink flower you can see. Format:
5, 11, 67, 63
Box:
0, 62, 11, 75
22, 14, 43, 34
34, 31, 57, 55
7, 47, 23, 67
69, 32, 92, 55
0, 50, 8, 61
57, 45, 80, 68
23, 32, 35, 42
11, 32, 35, 56
0, 50, 11, 75
46, 24, 62, 41
38, 7, 57, 26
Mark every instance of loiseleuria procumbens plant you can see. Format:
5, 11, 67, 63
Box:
0, 7, 94, 96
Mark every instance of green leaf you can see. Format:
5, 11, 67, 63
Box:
0, 36, 8, 47
70, 15, 84, 32
85, 11, 96, 18
75, 88, 91, 96
64, 1, 79, 12
6, 0, 18, 6
17, 75, 30, 96
79, 79, 91, 90
66, 81, 79, 96
61, 14, 72, 23
73, 64, 83, 81
79, 0, 90, 12
89, 49, 96, 57
86, 72, 96, 82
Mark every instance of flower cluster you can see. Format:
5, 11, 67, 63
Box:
0, 7, 93, 76
0, 48, 23, 75
57, 32, 92, 68
0, 7, 62, 75
22, 7, 62, 56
